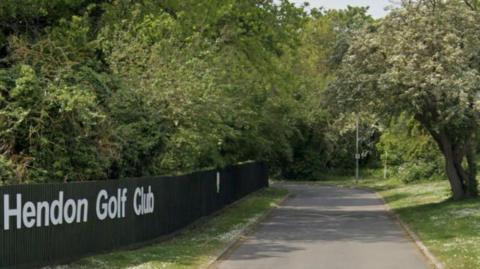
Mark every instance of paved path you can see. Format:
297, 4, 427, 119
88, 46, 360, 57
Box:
214, 184, 430, 269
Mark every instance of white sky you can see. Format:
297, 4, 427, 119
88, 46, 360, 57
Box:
289, 0, 398, 18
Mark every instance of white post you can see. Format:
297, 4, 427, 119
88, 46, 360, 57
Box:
355, 114, 359, 182
384, 150, 388, 179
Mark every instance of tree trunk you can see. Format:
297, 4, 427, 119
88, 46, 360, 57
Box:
443, 145, 467, 200
416, 115, 477, 200
465, 139, 478, 197
435, 130, 474, 200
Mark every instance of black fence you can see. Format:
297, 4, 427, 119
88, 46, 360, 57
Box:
0, 161, 268, 269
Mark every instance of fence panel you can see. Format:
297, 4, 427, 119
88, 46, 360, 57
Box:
0, 161, 268, 269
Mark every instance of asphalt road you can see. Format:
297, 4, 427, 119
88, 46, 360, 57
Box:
213, 184, 430, 269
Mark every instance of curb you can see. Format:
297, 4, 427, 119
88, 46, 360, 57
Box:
201, 183, 444, 269
295, 182, 446, 269
201, 191, 291, 269
370, 190, 446, 269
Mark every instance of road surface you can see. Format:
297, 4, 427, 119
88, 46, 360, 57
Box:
213, 184, 430, 269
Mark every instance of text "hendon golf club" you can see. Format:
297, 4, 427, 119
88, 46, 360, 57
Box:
1, 186, 155, 230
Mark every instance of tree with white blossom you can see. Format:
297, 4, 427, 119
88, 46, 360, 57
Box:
331, 0, 480, 199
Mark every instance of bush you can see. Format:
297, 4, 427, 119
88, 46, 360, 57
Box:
397, 161, 443, 183
0, 154, 16, 184
377, 114, 444, 183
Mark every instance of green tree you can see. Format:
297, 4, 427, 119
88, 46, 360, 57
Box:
276, 6, 374, 178
99, 0, 308, 176
331, 0, 480, 199
1, 3, 117, 183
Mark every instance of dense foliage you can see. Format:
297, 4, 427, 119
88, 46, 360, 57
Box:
330, 0, 480, 199
1, 0, 479, 200
0, 0, 369, 183
377, 114, 444, 183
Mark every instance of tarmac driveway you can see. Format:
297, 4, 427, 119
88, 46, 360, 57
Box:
213, 184, 431, 269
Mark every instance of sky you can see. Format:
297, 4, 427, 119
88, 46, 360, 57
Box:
289, 0, 397, 18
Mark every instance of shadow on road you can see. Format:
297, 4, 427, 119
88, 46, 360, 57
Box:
216, 184, 429, 269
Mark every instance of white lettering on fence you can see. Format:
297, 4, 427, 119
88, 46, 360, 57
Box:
3, 192, 89, 230
96, 188, 127, 220
1, 186, 153, 230
4, 194, 21, 230
134, 186, 154, 216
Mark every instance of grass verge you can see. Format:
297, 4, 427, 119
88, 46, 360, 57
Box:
56, 187, 288, 269
316, 173, 480, 269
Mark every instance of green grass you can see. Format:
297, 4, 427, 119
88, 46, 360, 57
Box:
56, 187, 288, 269
317, 173, 480, 269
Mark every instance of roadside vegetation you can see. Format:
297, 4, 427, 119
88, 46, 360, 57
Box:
0, 0, 374, 185
319, 172, 480, 269
56, 187, 287, 269
3, 0, 480, 267
3, 0, 480, 202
